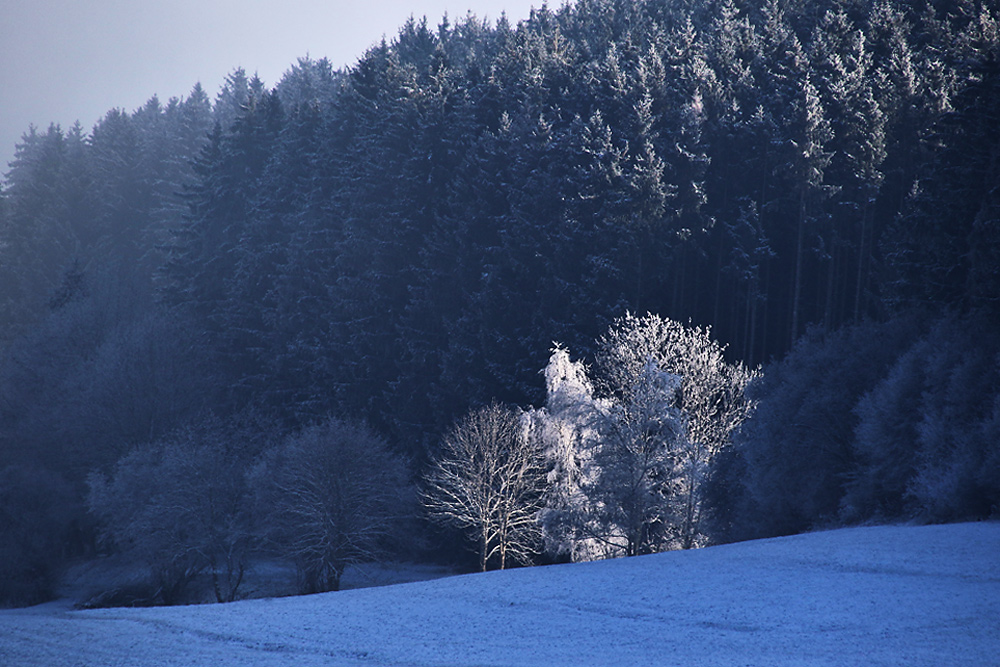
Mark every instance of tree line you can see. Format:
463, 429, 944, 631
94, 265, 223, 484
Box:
1, 0, 998, 606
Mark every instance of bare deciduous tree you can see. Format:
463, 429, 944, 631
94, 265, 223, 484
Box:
258, 418, 412, 594
423, 403, 545, 571
86, 414, 270, 605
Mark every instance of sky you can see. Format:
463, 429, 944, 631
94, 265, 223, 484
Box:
0, 0, 545, 175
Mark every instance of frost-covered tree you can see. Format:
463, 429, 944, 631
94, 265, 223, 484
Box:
595, 313, 758, 549
530, 347, 610, 562
535, 348, 685, 560
257, 418, 412, 593
87, 417, 266, 605
591, 358, 688, 556
423, 403, 545, 571
536, 314, 757, 559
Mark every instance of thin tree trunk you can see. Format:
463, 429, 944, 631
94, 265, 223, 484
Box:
760, 262, 770, 361
713, 230, 725, 329
635, 241, 643, 312
854, 199, 869, 322
791, 188, 806, 346
480, 531, 489, 571
749, 285, 759, 366
824, 227, 836, 330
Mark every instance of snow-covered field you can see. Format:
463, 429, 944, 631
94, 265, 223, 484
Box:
1, 522, 997, 666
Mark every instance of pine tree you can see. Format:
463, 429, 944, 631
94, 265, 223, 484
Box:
883, 45, 1000, 315
0, 125, 70, 338
786, 72, 837, 342
161, 86, 283, 409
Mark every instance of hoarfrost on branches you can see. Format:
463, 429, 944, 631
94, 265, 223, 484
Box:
535, 314, 758, 560
423, 403, 546, 571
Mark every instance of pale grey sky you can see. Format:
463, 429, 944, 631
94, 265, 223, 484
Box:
0, 0, 544, 174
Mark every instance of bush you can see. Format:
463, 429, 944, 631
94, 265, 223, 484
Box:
843, 313, 1000, 522
840, 340, 927, 521
720, 315, 924, 539
718, 310, 1000, 541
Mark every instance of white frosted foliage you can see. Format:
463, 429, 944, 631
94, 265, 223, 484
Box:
535, 314, 759, 560
530, 346, 610, 562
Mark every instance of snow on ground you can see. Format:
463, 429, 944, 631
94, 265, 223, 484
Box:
1, 522, 997, 666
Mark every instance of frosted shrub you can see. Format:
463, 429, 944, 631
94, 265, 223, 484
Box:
845, 313, 1000, 523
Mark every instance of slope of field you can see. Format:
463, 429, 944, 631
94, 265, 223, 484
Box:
1, 522, 997, 666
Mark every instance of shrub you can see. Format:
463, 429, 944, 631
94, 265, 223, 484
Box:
844, 312, 1000, 522
722, 315, 924, 539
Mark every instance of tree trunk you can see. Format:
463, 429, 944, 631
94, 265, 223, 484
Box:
854, 199, 869, 322
480, 531, 489, 572
791, 189, 806, 345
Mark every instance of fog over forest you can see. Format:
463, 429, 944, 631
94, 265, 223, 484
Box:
1, 0, 998, 610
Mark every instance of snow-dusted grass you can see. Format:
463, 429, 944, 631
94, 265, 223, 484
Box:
1, 522, 997, 666
57, 558, 457, 607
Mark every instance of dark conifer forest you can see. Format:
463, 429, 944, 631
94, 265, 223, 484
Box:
1, 0, 998, 607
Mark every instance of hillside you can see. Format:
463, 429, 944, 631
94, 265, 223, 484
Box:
1, 522, 997, 666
